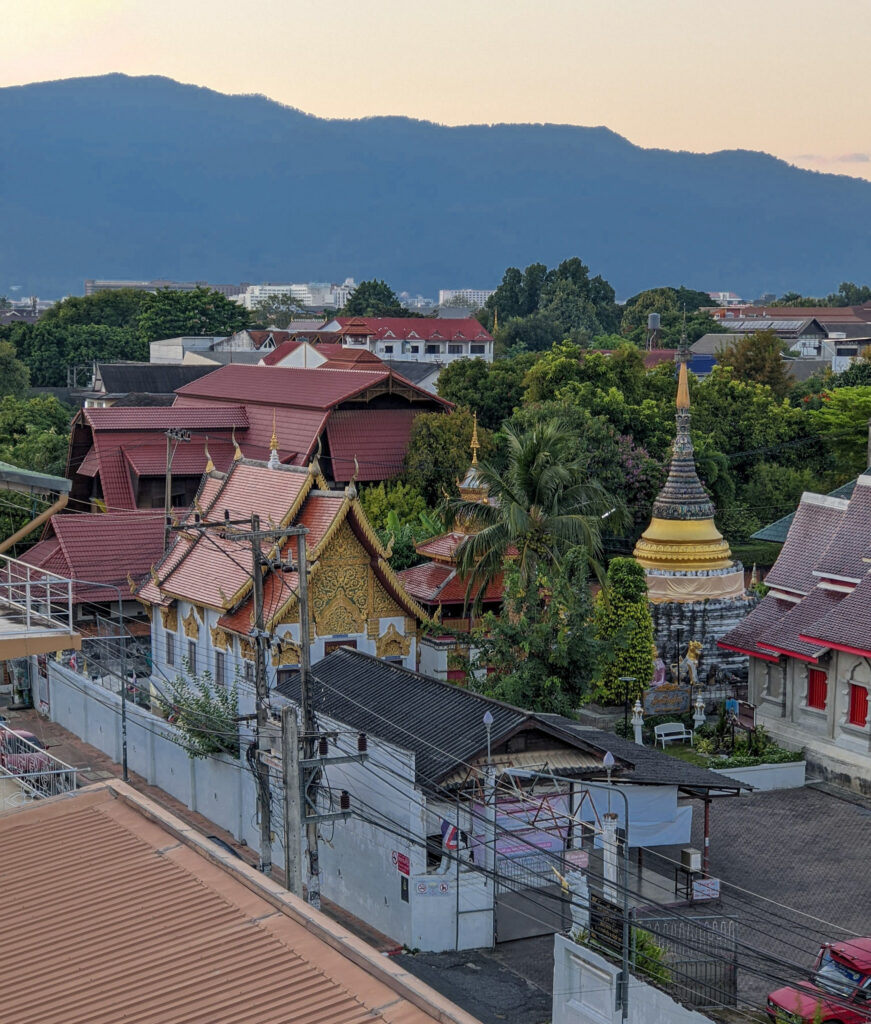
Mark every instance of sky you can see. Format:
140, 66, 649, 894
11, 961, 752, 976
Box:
4, 0, 871, 181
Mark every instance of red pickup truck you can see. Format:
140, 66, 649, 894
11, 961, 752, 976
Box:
767, 938, 871, 1024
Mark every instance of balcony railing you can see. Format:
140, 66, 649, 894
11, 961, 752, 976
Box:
0, 554, 76, 642
0, 721, 78, 800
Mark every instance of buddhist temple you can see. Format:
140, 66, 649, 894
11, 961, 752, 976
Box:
399, 416, 504, 680
633, 343, 753, 674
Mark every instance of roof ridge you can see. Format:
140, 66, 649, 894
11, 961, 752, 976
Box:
800, 491, 851, 510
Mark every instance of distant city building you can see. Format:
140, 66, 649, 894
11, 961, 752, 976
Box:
707, 290, 743, 306
234, 279, 356, 310
397, 290, 436, 311
321, 316, 494, 366
84, 279, 247, 297
438, 288, 495, 308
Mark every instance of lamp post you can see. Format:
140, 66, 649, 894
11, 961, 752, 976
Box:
483, 709, 494, 765
619, 676, 636, 736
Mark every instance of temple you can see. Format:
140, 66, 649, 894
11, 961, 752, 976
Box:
633, 343, 753, 674
399, 416, 504, 680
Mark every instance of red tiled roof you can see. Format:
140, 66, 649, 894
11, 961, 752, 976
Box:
415, 532, 466, 561
765, 492, 849, 596
335, 317, 493, 342
814, 476, 871, 583
717, 594, 796, 661
174, 364, 391, 409
326, 409, 422, 481
122, 440, 238, 477
799, 573, 871, 657
259, 339, 305, 366
77, 448, 100, 477
21, 511, 166, 603
245, 329, 295, 349
398, 561, 503, 605
261, 341, 384, 369
757, 587, 845, 662
83, 406, 248, 431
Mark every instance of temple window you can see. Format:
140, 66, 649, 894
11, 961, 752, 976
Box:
848, 685, 869, 728
807, 668, 827, 710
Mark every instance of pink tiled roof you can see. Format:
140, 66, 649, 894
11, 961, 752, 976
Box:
83, 406, 248, 431
717, 594, 795, 661
398, 561, 503, 605
799, 573, 871, 657
326, 409, 422, 481
335, 317, 492, 342
415, 532, 466, 561
122, 440, 238, 477
814, 476, 871, 583
765, 493, 849, 596
757, 587, 844, 662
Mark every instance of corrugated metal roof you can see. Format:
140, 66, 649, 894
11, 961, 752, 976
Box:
0, 783, 478, 1024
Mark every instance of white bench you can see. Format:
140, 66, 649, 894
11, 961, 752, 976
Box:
654, 722, 694, 748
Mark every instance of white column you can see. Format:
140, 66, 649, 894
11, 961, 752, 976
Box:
602, 812, 619, 904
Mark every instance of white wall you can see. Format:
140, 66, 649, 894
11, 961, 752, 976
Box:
552, 934, 715, 1024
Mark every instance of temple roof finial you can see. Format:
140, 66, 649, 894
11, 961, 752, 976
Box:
470, 412, 480, 465
232, 427, 243, 462
268, 410, 280, 469
204, 441, 215, 474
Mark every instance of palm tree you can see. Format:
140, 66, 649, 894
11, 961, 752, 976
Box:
451, 418, 626, 605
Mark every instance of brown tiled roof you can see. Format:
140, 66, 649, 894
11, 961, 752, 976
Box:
757, 587, 844, 662
717, 593, 796, 661
814, 476, 871, 583
0, 783, 477, 1024
764, 492, 849, 595
800, 572, 871, 657
326, 408, 423, 481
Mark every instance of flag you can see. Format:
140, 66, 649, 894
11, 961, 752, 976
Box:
440, 819, 458, 851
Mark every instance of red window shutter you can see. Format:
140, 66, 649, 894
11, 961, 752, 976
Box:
808, 669, 827, 710
849, 685, 869, 727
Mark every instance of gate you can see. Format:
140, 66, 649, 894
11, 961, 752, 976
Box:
633, 911, 738, 1008
494, 849, 569, 943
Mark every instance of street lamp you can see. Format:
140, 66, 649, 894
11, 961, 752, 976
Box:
483, 709, 494, 765
618, 676, 636, 735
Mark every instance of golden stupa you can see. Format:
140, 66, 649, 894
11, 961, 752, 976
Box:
633, 347, 745, 603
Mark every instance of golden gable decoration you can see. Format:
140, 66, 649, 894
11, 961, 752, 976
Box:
375, 623, 411, 659
239, 638, 256, 662
160, 606, 178, 632
271, 639, 301, 667
181, 607, 199, 640
316, 587, 364, 637
210, 625, 229, 651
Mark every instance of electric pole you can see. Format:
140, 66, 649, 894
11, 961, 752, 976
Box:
163, 428, 191, 551
281, 704, 302, 896
251, 513, 273, 875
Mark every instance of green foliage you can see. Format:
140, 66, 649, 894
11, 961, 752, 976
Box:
405, 409, 493, 505
814, 386, 871, 477
591, 558, 654, 703
136, 287, 250, 344
717, 329, 795, 399
155, 661, 240, 759
0, 394, 72, 479
358, 481, 444, 571
463, 548, 599, 713
620, 287, 724, 346
436, 353, 538, 429
341, 279, 409, 316
379, 508, 444, 571
0, 341, 30, 397
632, 927, 672, 988
832, 358, 871, 389
249, 293, 301, 328
451, 418, 626, 601
40, 288, 146, 328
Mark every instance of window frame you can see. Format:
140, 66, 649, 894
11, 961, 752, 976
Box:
187, 640, 197, 676
166, 631, 175, 667
848, 684, 869, 727
807, 668, 827, 710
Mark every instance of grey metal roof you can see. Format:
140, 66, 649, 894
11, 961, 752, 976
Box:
0, 459, 70, 494
96, 362, 217, 395
380, 360, 439, 386
275, 649, 746, 793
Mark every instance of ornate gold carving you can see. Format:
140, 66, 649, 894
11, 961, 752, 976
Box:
316, 588, 364, 636
367, 617, 380, 639
271, 638, 301, 667
310, 521, 370, 636
210, 625, 229, 651
375, 623, 411, 659
372, 578, 402, 618
194, 605, 205, 622
181, 607, 199, 640
161, 605, 178, 632
405, 617, 416, 633
239, 638, 256, 662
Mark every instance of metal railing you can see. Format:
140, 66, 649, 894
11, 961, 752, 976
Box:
0, 554, 74, 637
0, 721, 78, 799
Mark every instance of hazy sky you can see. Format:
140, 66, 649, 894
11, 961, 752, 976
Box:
5, 0, 871, 181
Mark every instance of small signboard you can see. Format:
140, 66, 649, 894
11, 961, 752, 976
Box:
395, 853, 410, 876
415, 880, 450, 897
692, 876, 721, 901
564, 849, 589, 870
589, 892, 623, 952
643, 684, 691, 716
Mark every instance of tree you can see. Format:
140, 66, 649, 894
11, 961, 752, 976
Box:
436, 352, 538, 429
451, 419, 626, 601
136, 287, 250, 344
591, 558, 654, 704
40, 288, 146, 329
814, 387, 871, 477
717, 329, 795, 399
620, 287, 724, 347
832, 359, 871, 389
155, 661, 240, 759
12, 322, 144, 386
341, 279, 406, 317
405, 409, 493, 505
0, 394, 72, 477
463, 548, 599, 714
0, 341, 30, 397
249, 293, 302, 329
379, 508, 444, 571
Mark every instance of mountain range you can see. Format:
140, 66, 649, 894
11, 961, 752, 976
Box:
1, 74, 869, 300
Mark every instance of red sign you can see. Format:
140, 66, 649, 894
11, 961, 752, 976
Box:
396, 853, 410, 876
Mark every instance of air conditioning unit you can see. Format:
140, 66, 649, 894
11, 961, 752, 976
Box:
681, 847, 702, 873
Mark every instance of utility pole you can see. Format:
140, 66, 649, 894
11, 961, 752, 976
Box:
163, 428, 191, 551
281, 704, 302, 896
251, 513, 273, 876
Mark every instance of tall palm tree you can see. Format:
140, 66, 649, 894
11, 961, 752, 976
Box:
451, 418, 625, 605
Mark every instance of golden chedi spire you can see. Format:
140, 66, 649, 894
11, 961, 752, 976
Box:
267, 410, 280, 470
633, 343, 738, 590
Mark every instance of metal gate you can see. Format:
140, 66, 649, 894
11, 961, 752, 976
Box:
633, 911, 738, 1008
494, 849, 569, 943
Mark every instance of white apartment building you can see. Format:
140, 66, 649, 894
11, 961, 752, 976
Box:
235, 279, 356, 310
438, 288, 495, 308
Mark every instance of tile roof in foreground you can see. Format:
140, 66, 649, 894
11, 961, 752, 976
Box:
813, 475, 871, 583
718, 593, 797, 662
0, 782, 478, 1024
799, 572, 871, 657
762, 492, 849, 596
756, 586, 845, 663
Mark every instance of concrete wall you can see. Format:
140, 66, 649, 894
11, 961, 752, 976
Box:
552, 934, 715, 1024
711, 760, 805, 790
650, 594, 758, 680
46, 662, 262, 850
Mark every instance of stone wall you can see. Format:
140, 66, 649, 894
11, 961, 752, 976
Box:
649, 593, 758, 681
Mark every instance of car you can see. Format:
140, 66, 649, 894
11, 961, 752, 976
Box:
767, 938, 871, 1024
